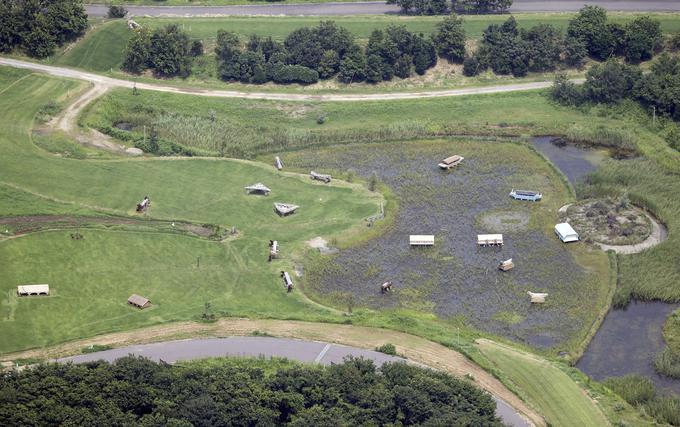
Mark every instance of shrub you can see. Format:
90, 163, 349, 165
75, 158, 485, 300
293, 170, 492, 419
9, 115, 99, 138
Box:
432, 14, 466, 63
375, 343, 397, 355
272, 65, 319, 85
550, 74, 583, 106
462, 55, 480, 76
107, 5, 127, 18
189, 40, 203, 57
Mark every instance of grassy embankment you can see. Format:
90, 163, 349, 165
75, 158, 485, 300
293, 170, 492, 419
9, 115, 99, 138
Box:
47, 13, 680, 93
0, 67, 382, 354
0, 67, 660, 426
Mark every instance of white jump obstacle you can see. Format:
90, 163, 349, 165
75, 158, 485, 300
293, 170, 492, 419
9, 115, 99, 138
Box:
17, 284, 49, 296
410, 235, 434, 246
477, 234, 504, 247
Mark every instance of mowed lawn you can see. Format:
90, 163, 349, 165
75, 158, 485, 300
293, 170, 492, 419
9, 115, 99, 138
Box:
0, 68, 379, 353
477, 339, 609, 427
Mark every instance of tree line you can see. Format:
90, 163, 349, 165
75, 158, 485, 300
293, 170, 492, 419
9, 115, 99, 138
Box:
463, 6, 663, 78
0, 0, 88, 58
387, 0, 512, 15
0, 356, 503, 426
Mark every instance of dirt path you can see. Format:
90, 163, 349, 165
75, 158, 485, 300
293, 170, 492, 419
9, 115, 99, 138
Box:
0, 57, 581, 102
559, 204, 667, 255
1, 318, 545, 426
596, 211, 667, 254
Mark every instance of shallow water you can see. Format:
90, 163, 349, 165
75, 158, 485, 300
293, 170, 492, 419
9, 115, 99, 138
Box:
577, 301, 680, 395
287, 139, 597, 348
531, 136, 606, 185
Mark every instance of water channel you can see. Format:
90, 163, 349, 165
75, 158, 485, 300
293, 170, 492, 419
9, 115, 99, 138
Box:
531, 136, 680, 395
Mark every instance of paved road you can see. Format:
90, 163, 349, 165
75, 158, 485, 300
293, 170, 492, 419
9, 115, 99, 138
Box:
58, 337, 531, 427
0, 57, 572, 102
85, 0, 680, 17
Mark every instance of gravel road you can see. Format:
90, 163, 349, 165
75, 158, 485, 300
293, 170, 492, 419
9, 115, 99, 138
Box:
85, 0, 680, 17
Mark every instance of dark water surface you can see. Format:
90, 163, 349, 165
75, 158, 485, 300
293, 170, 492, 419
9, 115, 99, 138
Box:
532, 137, 680, 395
577, 301, 680, 395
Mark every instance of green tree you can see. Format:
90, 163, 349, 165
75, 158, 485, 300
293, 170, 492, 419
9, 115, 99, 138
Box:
523, 24, 562, 72
624, 16, 662, 63
460, 0, 512, 14
563, 35, 587, 68
338, 44, 366, 83
318, 50, 340, 79
432, 14, 466, 63
215, 30, 241, 81
149, 24, 192, 78
584, 60, 642, 104
567, 5, 619, 60
45, 0, 88, 45
122, 27, 151, 74
23, 15, 56, 59
365, 54, 386, 83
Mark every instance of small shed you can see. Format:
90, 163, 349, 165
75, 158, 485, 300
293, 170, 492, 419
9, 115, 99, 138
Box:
528, 291, 548, 304
274, 203, 299, 216
509, 189, 542, 202
438, 155, 464, 170
310, 171, 332, 183
269, 240, 279, 261
555, 223, 579, 243
410, 235, 434, 246
128, 294, 151, 309
275, 156, 283, 171
498, 258, 514, 271
478, 234, 504, 247
17, 284, 49, 296
245, 183, 271, 195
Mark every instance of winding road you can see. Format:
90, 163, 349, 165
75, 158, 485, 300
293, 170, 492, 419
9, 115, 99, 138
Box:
85, 1, 680, 17
58, 336, 531, 427
0, 57, 573, 102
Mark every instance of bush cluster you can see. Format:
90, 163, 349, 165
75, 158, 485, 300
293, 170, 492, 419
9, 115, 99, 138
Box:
123, 25, 195, 78
0, 356, 503, 426
214, 21, 441, 85
464, 8, 663, 78
0, 0, 88, 58
388, 0, 512, 15
551, 53, 680, 131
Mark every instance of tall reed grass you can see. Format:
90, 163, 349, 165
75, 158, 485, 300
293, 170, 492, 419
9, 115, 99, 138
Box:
603, 374, 680, 426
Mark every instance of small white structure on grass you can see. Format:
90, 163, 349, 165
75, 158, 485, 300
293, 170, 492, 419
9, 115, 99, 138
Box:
555, 223, 579, 243
498, 258, 514, 271
410, 235, 434, 246
478, 234, 504, 247
17, 284, 49, 296
528, 291, 548, 304
274, 203, 299, 216
275, 156, 283, 170
245, 183, 271, 195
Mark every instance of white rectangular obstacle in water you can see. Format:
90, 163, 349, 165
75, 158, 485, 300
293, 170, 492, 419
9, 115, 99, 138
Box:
477, 234, 504, 247
409, 235, 434, 246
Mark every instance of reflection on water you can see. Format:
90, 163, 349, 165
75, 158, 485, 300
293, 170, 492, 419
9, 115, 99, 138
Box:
530, 136, 606, 185
577, 301, 680, 395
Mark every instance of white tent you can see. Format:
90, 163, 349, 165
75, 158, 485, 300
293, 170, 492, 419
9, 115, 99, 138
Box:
555, 223, 579, 243
478, 234, 504, 246
528, 291, 548, 303
245, 183, 271, 195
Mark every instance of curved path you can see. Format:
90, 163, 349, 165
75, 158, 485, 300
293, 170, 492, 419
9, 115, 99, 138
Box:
596, 211, 668, 254
58, 336, 530, 427
0, 58, 574, 102
85, 1, 680, 17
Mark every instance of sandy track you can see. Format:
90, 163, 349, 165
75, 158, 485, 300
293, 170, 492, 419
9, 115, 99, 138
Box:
0, 57, 578, 102
596, 211, 668, 254
2, 318, 545, 426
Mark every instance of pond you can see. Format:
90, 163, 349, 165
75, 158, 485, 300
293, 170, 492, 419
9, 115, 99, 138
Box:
577, 301, 680, 395
531, 136, 607, 185
285, 139, 605, 349
532, 137, 680, 395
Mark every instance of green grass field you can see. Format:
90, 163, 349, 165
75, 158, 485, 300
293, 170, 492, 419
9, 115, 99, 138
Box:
0, 67, 381, 353
477, 339, 632, 427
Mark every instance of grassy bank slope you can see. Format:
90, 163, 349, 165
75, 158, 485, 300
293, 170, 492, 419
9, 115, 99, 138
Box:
0, 67, 379, 353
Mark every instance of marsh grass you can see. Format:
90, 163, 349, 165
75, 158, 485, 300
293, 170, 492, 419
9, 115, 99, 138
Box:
654, 347, 680, 379
604, 375, 680, 426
